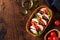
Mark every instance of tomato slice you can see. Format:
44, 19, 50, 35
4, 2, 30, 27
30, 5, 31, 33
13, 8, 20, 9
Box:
31, 22, 40, 31
39, 20, 45, 26
31, 22, 36, 27
35, 26, 40, 31
45, 8, 48, 13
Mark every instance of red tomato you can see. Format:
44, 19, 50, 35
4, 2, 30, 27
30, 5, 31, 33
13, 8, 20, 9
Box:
50, 32, 56, 37
35, 26, 40, 31
54, 20, 60, 26
39, 21, 45, 26
31, 22, 37, 27
31, 22, 40, 31
44, 8, 48, 13
48, 36, 53, 40
53, 36, 58, 40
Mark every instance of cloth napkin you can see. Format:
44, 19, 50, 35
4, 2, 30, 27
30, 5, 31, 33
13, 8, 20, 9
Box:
45, 0, 60, 11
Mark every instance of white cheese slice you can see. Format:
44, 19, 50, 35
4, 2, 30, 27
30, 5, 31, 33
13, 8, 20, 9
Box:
43, 14, 49, 19
41, 19, 47, 25
32, 18, 38, 22
30, 28, 37, 34
30, 26, 36, 30
37, 13, 42, 18
40, 8, 46, 12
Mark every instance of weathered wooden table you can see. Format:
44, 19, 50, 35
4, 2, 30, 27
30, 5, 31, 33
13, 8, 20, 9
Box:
0, 0, 60, 40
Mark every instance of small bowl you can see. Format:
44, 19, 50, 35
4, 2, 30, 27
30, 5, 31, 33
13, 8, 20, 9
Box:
22, 0, 33, 9
44, 29, 60, 40
26, 5, 52, 37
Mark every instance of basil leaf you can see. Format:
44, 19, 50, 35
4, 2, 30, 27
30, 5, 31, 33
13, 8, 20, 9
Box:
35, 4, 39, 8
34, 0, 38, 2
39, 31, 43, 35
47, 12, 50, 18
35, 13, 38, 17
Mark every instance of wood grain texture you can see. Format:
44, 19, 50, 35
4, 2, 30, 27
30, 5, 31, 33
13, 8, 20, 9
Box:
0, 0, 60, 40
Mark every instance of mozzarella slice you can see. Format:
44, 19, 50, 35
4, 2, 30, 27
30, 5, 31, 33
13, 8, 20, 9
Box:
40, 8, 46, 12
30, 28, 37, 34
32, 18, 38, 22
43, 14, 49, 19
30, 26, 36, 30
37, 24, 43, 31
37, 13, 42, 18
41, 19, 47, 25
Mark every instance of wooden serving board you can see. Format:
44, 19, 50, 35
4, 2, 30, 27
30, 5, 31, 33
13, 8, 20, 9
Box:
0, 0, 60, 40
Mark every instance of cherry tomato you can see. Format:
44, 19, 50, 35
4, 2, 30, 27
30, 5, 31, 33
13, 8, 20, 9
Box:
48, 36, 53, 40
54, 20, 60, 26
50, 32, 56, 37
53, 36, 58, 40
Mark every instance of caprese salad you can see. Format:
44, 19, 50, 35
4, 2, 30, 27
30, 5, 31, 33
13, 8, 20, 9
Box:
29, 7, 51, 35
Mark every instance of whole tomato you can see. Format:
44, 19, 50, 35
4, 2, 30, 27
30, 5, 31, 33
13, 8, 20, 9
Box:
48, 36, 53, 40
50, 32, 56, 37
53, 36, 58, 40
54, 20, 60, 26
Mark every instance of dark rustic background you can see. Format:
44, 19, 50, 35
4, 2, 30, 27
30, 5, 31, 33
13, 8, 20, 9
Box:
0, 0, 60, 40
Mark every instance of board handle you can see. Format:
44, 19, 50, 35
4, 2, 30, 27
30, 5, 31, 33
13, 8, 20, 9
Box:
59, 32, 60, 38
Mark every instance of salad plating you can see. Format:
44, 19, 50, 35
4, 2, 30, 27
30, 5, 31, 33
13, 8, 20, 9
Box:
30, 7, 51, 35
